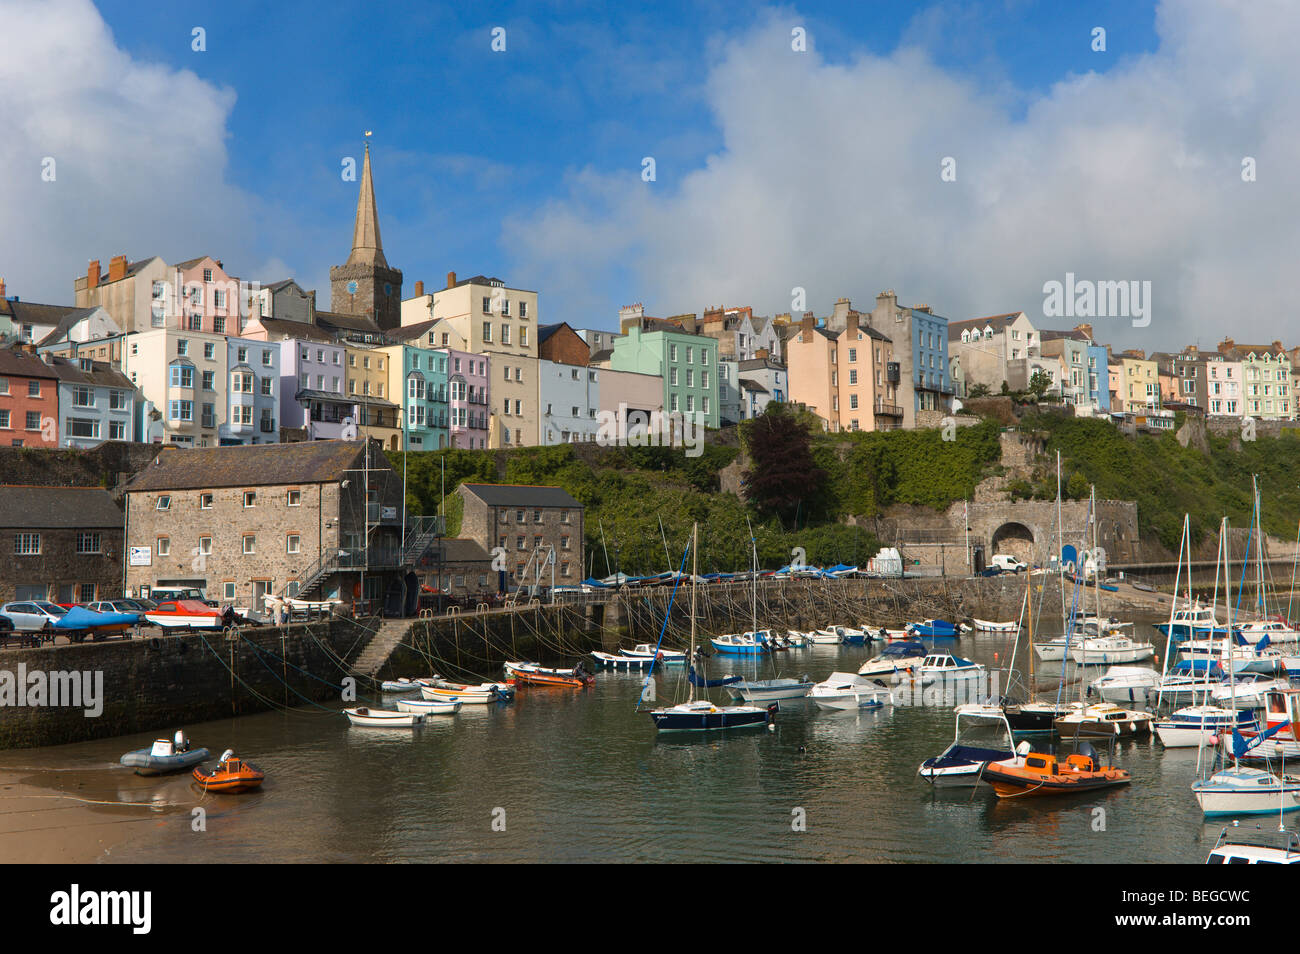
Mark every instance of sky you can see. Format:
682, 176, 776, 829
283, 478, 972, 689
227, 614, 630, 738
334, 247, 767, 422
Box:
1, 0, 1295, 349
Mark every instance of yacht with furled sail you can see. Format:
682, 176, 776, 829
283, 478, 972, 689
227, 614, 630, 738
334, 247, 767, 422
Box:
644, 524, 776, 732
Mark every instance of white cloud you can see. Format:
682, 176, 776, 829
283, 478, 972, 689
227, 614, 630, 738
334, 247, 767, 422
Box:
0, 0, 261, 302
509, 0, 1300, 348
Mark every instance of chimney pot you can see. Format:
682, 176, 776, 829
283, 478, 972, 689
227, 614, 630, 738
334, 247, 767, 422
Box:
0, 277, 5, 298
108, 254, 128, 282
446, 271, 456, 289
414, 280, 425, 297
87, 260, 101, 289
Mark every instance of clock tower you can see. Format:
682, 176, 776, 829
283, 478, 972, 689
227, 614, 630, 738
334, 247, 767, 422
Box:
329, 142, 403, 330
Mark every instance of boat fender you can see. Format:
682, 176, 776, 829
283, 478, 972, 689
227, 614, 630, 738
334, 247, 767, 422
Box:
148, 637, 163, 651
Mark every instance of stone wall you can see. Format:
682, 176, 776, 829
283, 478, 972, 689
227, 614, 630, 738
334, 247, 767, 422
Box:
0, 618, 367, 749
2, 526, 125, 603
0, 441, 162, 496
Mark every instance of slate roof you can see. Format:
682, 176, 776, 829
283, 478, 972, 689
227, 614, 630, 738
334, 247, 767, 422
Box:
0, 299, 83, 328
0, 346, 58, 379
254, 317, 335, 343
447, 274, 537, 294
458, 483, 583, 509
387, 319, 437, 342
125, 441, 379, 492
432, 538, 493, 563
46, 355, 134, 390
947, 313, 1022, 339
315, 311, 386, 336
0, 486, 123, 529
33, 308, 106, 347
739, 378, 768, 394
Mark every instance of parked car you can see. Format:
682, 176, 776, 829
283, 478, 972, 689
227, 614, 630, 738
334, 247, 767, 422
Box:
990, 554, 1027, 573
0, 600, 70, 636
978, 566, 1003, 577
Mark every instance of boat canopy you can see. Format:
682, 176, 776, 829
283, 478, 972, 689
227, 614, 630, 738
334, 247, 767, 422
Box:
687, 666, 742, 688
1170, 659, 1225, 678
882, 639, 928, 657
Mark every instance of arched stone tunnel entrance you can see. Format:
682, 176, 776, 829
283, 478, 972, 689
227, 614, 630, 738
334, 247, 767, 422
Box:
990, 521, 1036, 563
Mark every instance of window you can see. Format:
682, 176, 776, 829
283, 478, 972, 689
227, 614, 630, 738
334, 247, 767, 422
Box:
520, 301, 528, 319
177, 340, 189, 357
242, 535, 256, 554
198, 536, 212, 556
501, 324, 511, 345
109, 421, 125, 440
199, 493, 213, 509
287, 490, 301, 507
223, 582, 236, 601
202, 370, 215, 391
109, 389, 128, 410
262, 350, 273, 366
669, 344, 678, 362
157, 536, 170, 555
156, 495, 171, 511
0, 409, 9, 429
243, 491, 256, 508
482, 296, 492, 313
261, 377, 273, 396
520, 328, 528, 347
73, 386, 95, 407
287, 534, 301, 554
65, 418, 99, 439
170, 364, 194, 388
14, 533, 40, 555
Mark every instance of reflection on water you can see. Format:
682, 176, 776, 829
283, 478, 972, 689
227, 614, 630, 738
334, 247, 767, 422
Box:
0, 619, 1248, 862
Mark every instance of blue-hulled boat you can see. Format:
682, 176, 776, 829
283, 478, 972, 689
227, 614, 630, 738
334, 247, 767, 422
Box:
907, 619, 964, 638
710, 631, 771, 655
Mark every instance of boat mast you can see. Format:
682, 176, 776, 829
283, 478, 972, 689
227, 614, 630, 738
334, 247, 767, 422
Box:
1226, 516, 1238, 771
1157, 515, 1189, 709
689, 521, 698, 705
1254, 475, 1266, 621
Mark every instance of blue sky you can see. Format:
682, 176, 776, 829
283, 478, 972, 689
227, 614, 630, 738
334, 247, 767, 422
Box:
13, 1, 1299, 348
77, 1, 1156, 329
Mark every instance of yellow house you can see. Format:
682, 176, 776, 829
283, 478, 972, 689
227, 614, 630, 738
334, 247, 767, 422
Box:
343, 345, 401, 449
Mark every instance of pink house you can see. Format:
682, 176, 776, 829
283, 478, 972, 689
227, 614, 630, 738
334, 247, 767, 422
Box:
165, 256, 245, 335
445, 348, 489, 449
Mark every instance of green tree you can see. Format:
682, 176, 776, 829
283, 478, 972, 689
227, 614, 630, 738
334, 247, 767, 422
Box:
740, 404, 827, 523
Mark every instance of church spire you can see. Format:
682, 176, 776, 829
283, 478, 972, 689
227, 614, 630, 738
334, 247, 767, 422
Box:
347, 141, 388, 269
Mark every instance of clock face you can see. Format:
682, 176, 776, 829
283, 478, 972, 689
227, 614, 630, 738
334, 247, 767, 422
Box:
347, 281, 358, 294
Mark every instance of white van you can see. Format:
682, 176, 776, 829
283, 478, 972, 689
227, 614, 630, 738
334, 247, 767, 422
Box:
990, 554, 1027, 573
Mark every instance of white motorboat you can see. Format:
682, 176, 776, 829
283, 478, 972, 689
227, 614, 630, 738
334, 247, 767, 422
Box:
1053, 702, 1153, 738
1089, 666, 1162, 704
725, 676, 815, 703
395, 697, 462, 715
918, 704, 1019, 786
1154, 705, 1258, 748
918, 654, 986, 683
778, 631, 813, 648
971, 618, 1019, 633
807, 628, 846, 645
344, 706, 424, 727
1211, 674, 1290, 708
858, 639, 928, 679
1207, 826, 1300, 863
808, 672, 891, 710
1069, 635, 1155, 666
1194, 765, 1300, 816
1235, 619, 1300, 646
623, 643, 687, 662
591, 650, 657, 669
420, 683, 499, 705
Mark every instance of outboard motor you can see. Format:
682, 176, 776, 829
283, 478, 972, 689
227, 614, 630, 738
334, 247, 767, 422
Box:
219, 748, 235, 763
174, 730, 189, 752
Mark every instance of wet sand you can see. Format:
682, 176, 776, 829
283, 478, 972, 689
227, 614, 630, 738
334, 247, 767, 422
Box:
0, 763, 189, 863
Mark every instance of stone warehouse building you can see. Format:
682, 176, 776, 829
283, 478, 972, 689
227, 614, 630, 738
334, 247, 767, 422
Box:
456, 483, 585, 592
0, 486, 125, 604
123, 440, 411, 614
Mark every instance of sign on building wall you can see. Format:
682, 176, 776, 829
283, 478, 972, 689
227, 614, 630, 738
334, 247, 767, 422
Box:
128, 546, 152, 566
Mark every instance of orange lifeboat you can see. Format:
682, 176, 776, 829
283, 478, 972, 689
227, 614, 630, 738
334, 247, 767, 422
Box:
980, 742, 1131, 798
192, 750, 265, 793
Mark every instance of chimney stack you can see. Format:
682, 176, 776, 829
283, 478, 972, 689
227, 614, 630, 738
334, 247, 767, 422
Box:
87, 260, 100, 290
414, 280, 425, 297
446, 271, 456, 289
108, 254, 128, 282
0, 277, 5, 298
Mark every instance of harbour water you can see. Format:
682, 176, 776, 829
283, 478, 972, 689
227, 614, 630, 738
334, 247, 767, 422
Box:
0, 620, 1264, 863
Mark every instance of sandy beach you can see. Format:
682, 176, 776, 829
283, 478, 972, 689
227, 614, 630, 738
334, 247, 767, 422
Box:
0, 764, 189, 863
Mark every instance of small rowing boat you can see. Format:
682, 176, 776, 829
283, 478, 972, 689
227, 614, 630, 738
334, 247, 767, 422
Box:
191, 750, 265, 793
591, 650, 657, 669
381, 677, 423, 693
971, 618, 1018, 633
395, 697, 462, 715
506, 661, 595, 688
344, 706, 424, 727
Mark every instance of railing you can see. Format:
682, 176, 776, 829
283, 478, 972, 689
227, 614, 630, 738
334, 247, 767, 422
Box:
874, 402, 903, 416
